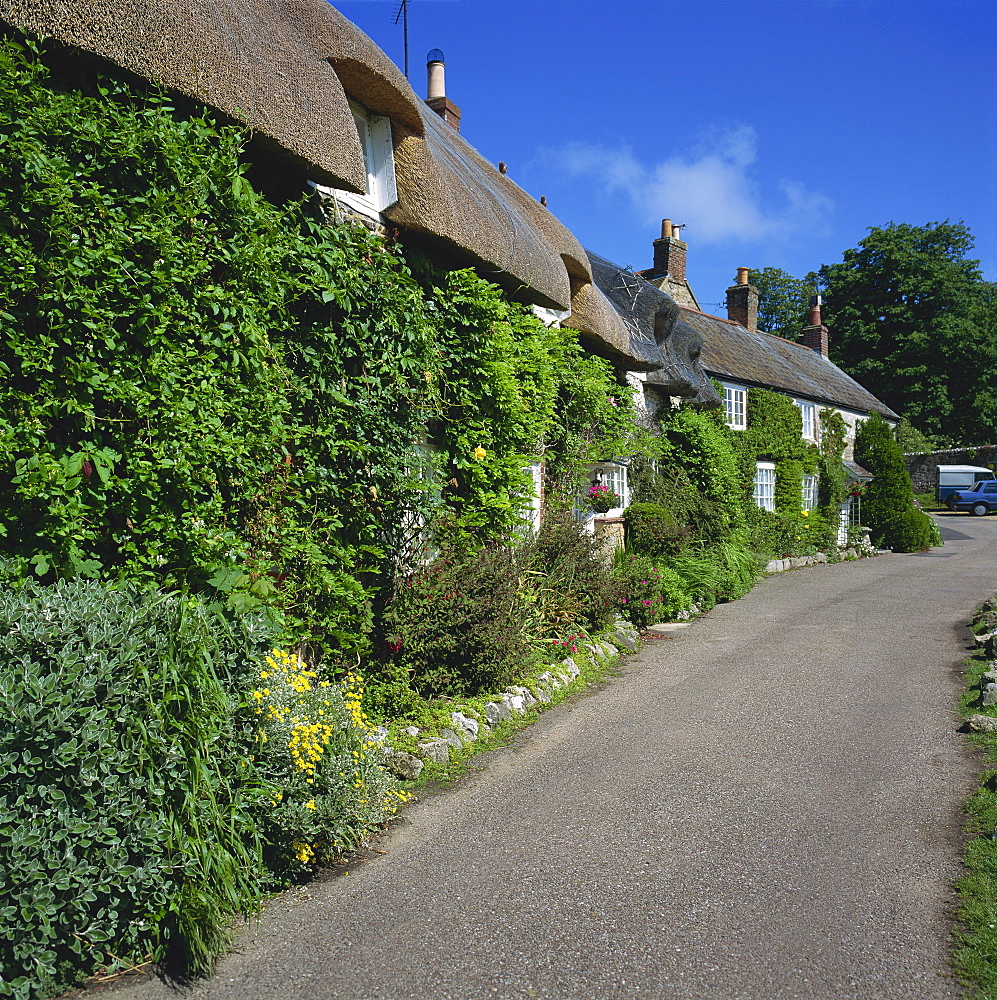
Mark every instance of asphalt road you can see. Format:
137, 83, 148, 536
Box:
113, 512, 995, 1000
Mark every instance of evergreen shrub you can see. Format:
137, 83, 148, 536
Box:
380, 546, 533, 703
623, 502, 690, 557
527, 508, 616, 634
855, 413, 940, 552
0, 581, 275, 997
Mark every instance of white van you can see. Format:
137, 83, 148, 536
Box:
936, 465, 996, 504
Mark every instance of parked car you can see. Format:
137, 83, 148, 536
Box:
936, 464, 996, 504
947, 480, 997, 515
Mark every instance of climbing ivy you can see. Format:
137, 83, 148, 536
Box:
0, 32, 635, 655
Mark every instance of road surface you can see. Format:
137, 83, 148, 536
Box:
110, 512, 994, 1000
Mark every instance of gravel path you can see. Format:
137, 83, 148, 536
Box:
111, 513, 993, 1000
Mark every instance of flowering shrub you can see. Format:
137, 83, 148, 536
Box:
611, 553, 692, 629
250, 652, 407, 876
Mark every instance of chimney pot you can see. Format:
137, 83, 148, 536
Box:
726, 270, 758, 330
425, 49, 462, 131
426, 49, 446, 101
650, 218, 687, 282
802, 295, 829, 356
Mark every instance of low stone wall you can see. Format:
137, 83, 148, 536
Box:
905, 446, 997, 493
374, 621, 640, 779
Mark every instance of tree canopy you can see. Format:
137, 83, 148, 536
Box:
754, 222, 997, 447
747, 266, 818, 340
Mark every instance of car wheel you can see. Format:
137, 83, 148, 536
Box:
972, 502, 989, 517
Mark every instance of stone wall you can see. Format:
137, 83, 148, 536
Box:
905, 446, 997, 493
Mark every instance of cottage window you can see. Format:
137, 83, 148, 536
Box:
795, 400, 816, 441
722, 383, 746, 430
802, 474, 818, 511
586, 461, 628, 514
321, 100, 397, 219
753, 462, 775, 511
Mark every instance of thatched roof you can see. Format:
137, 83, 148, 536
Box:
579, 252, 718, 402
1, 0, 652, 348
684, 308, 899, 418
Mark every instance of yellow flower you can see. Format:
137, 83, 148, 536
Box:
473, 446, 487, 461
305, 799, 317, 810
424, 371, 435, 383
802, 510, 809, 517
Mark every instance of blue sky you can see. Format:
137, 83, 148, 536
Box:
336, 0, 996, 314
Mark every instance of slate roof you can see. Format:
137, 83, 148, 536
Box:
683, 308, 899, 419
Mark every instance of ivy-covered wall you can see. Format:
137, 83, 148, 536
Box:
0, 34, 640, 659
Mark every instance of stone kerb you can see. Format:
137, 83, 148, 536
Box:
374, 624, 635, 778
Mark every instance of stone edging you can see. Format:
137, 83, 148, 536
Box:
372, 621, 641, 780
764, 543, 882, 575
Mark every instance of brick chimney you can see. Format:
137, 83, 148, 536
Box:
801, 294, 829, 356
651, 219, 687, 281
425, 49, 462, 132
726, 267, 758, 331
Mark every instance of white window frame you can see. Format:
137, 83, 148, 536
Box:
795, 400, 817, 441
722, 383, 746, 430
753, 462, 775, 512
320, 100, 397, 220
802, 474, 818, 511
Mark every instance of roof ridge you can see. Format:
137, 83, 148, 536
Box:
680, 305, 816, 350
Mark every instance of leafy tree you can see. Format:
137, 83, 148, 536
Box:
748, 266, 818, 340
894, 417, 936, 455
820, 221, 997, 446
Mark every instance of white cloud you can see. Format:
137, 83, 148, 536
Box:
541, 125, 833, 244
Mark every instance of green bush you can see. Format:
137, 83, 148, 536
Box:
855, 413, 940, 552
379, 546, 534, 704
747, 507, 829, 558
879, 507, 942, 552
611, 552, 692, 629
526, 508, 616, 634
623, 502, 690, 557
0, 581, 276, 998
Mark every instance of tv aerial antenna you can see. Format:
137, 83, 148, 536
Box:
393, 0, 410, 79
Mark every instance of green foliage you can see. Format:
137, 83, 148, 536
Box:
655, 404, 746, 539
526, 509, 616, 634
894, 416, 936, 454
623, 501, 690, 557
820, 221, 997, 446
855, 413, 939, 551
0, 34, 637, 661
0, 581, 276, 997
380, 547, 535, 704
610, 552, 692, 629
748, 266, 819, 340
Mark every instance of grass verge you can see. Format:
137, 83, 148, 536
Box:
953, 603, 997, 997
